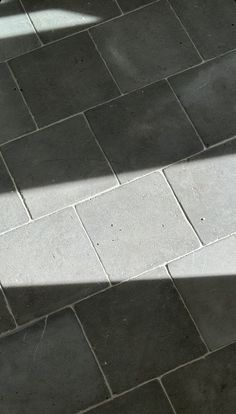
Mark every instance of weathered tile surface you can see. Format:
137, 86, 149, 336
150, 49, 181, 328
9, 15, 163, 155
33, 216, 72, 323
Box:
0, 63, 35, 144
77, 172, 199, 281
169, 0, 236, 59
22, 0, 121, 43
169, 51, 236, 147
0, 209, 108, 324
163, 342, 236, 414
75, 267, 206, 393
90, 0, 200, 92
9, 32, 120, 127
165, 138, 236, 244
87, 381, 173, 414
2, 115, 117, 217
0, 309, 109, 413
86, 80, 202, 183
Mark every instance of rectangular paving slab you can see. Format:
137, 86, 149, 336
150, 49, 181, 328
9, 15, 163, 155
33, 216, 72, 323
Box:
0, 309, 109, 413
86, 80, 202, 183
90, 0, 200, 92
77, 171, 199, 281
9, 31, 120, 127
169, 51, 236, 147
75, 267, 206, 394
165, 137, 236, 244
163, 342, 236, 414
87, 381, 173, 414
2, 115, 117, 218
0, 208, 108, 325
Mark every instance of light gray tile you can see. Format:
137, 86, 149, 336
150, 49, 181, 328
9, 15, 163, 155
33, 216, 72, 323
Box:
165, 138, 236, 244
169, 235, 236, 349
0, 208, 108, 324
77, 172, 199, 281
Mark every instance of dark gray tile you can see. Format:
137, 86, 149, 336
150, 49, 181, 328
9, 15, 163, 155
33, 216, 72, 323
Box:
0, 209, 108, 325
163, 342, 236, 414
0, 0, 40, 62
77, 172, 199, 282
22, 0, 121, 43
90, 0, 200, 92
169, 235, 236, 350
169, 51, 236, 147
0, 63, 35, 144
165, 138, 236, 244
0, 287, 15, 334
0, 154, 28, 233
169, 0, 236, 59
2, 115, 117, 217
0, 309, 109, 413
117, 0, 152, 12
9, 32, 120, 127
86, 80, 202, 183
88, 381, 173, 414
75, 267, 206, 393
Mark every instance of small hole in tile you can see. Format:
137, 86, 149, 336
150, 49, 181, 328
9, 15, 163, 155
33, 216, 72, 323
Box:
200, 217, 205, 222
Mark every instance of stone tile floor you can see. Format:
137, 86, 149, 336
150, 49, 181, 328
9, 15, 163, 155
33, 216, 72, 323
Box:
0, 0, 236, 412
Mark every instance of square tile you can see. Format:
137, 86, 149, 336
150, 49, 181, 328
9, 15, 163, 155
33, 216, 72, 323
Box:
88, 381, 173, 414
0, 309, 109, 413
9, 32, 120, 127
169, 51, 236, 147
165, 138, 236, 244
75, 267, 206, 393
163, 342, 236, 414
117, 0, 152, 12
90, 0, 200, 92
86, 80, 202, 183
0, 208, 108, 325
0, 288, 15, 334
169, 235, 236, 349
0, 63, 35, 144
0, 0, 40, 62
77, 172, 199, 281
169, 0, 236, 59
21, 0, 121, 43
2, 115, 117, 217
0, 154, 28, 233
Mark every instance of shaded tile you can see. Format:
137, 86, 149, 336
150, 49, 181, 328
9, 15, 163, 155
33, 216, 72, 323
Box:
0, 0, 40, 62
169, 51, 236, 147
88, 381, 173, 414
117, 0, 152, 12
0, 209, 108, 325
165, 138, 236, 244
22, 0, 121, 43
169, 235, 236, 350
9, 32, 120, 127
90, 0, 200, 92
0, 287, 15, 334
77, 172, 199, 281
0, 63, 35, 144
2, 115, 117, 218
86, 80, 202, 183
163, 342, 236, 414
0, 309, 109, 413
0, 154, 28, 233
169, 0, 236, 59
75, 267, 206, 393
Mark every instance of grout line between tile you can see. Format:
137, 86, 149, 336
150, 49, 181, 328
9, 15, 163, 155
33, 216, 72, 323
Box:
18, 0, 43, 46
0, 283, 18, 328
165, 265, 210, 352
160, 169, 204, 246
166, 0, 204, 62
73, 206, 112, 287
0, 152, 32, 221
87, 31, 123, 96
72, 306, 113, 398
83, 113, 120, 185
159, 379, 178, 414
114, 0, 124, 14
6, 62, 38, 131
